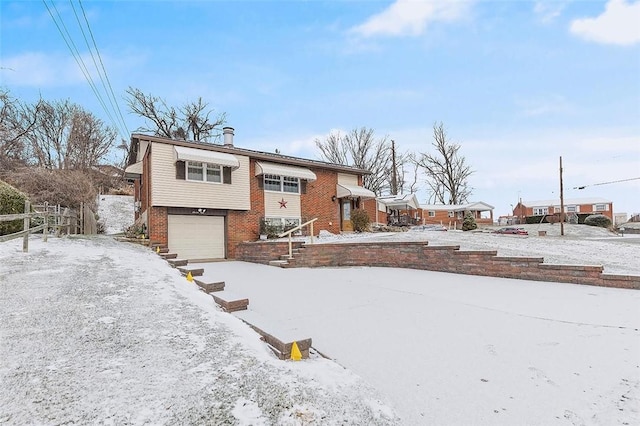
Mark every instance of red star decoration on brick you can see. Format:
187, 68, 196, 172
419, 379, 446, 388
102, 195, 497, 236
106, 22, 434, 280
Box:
279, 198, 288, 208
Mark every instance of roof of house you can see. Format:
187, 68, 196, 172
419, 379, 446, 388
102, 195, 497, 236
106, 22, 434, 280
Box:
522, 197, 612, 207
129, 133, 372, 175
377, 193, 420, 210
420, 201, 495, 211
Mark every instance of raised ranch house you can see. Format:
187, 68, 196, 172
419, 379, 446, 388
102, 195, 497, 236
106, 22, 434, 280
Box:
420, 202, 495, 228
514, 197, 614, 223
124, 128, 375, 261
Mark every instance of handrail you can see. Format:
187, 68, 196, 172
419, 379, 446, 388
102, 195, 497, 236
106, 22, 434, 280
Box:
277, 217, 318, 259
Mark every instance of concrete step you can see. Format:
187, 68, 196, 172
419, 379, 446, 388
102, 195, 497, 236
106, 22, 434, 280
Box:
269, 260, 289, 267
211, 291, 249, 312
194, 279, 225, 293
178, 266, 204, 277
233, 310, 312, 360
160, 253, 177, 260
168, 258, 188, 268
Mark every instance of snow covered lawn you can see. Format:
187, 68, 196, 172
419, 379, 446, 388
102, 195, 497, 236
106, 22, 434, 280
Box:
0, 236, 395, 425
192, 259, 640, 425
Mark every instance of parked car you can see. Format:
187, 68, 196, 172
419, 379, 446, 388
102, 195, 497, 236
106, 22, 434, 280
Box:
493, 227, 528, 235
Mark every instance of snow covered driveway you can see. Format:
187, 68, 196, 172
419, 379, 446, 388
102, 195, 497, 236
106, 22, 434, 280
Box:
0, 237, 395, 425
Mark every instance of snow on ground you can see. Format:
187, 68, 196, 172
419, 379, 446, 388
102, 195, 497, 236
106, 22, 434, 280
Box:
4, 203, 639, 425
96, 194, 134, 235
0, 236, 396, 425
192, 261, 640, 426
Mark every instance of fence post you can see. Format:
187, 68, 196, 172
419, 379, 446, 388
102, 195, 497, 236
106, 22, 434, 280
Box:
43, 201, 49, 242
23, 200, 30, 252
80, 202, 84, 235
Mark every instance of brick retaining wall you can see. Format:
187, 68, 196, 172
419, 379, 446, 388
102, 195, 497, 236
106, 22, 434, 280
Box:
236, 241, 640, 290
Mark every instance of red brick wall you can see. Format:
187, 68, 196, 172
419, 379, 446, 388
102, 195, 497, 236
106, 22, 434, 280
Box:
149, 206, 167, 245
301, 168, 341, 234
522, 203, 614, 220
236, 240, 640, 289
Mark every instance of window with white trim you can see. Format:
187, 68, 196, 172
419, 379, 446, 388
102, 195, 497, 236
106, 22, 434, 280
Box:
263, 174, 300, 193
533, 207, 548, 215
457, 211, 464, 219
448, 211, 454, 218
566, 205, 577, 213
265, 217, 301, 233
428, 211, 435, 217
594, 204, 608, 212
186, 161, 221, 183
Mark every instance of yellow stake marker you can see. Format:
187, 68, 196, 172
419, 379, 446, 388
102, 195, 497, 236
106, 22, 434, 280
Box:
290, 341, 302, 361
186, 271, 193, 282
156, 246, 160, 253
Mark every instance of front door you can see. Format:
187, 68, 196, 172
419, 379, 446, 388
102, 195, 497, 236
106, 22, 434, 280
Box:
341, 199, 353, 231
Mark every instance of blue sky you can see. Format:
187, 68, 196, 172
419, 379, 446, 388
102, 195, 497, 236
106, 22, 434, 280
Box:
1, 0, 639, 218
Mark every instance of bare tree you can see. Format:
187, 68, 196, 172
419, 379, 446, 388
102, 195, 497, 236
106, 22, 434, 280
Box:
0, 89, 41, 171
25, 99, 116, 170
126, 87, 226, 142
315, 127, 392, 195
417, 122, 473, 204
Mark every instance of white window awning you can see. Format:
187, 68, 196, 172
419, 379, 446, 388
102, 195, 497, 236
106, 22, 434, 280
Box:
174, 146, 240, 169
255, 161, 317, 181
337, 183, 376, 200
124, 161, 143, 178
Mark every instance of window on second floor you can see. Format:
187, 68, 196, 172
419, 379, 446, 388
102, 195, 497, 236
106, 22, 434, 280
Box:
533, 207, 548, 215
595, 204, 608, 212
187, 161, 221, 183
263, 174, 300, 193
566, 205, 577, 212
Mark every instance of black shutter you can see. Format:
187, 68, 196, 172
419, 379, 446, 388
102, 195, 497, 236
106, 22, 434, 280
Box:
300, 180, 307, 194
223, 167, 232, 184
176, 161, 185, 179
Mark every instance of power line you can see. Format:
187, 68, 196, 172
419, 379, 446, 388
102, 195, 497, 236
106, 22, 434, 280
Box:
574, 177, 640, 190
77, 0, 129, 137
42, 0, 128, 140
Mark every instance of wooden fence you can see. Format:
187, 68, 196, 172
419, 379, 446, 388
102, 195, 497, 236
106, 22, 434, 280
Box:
0, 201, 96, 252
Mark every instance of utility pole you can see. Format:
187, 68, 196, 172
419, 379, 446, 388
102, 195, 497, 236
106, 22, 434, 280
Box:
559, 156, 565, 236
391, 140, 398, 195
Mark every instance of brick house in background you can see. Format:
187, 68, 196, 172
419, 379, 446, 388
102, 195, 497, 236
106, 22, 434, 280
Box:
362, 193, 421, 226
420, 202, 495, 228
124, 128, 375, 261
514, 198, 614, 222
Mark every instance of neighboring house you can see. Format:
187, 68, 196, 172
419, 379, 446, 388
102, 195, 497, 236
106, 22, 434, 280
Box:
420, 202, 495, 228
124, 128, 375, 261
514, 198, 614, 222
363, 193, 421, 226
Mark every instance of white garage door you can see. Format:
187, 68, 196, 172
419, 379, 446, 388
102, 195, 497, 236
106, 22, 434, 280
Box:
168, 215, 225, 261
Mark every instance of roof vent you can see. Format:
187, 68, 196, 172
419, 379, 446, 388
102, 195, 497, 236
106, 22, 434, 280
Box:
223, 127, 234, 147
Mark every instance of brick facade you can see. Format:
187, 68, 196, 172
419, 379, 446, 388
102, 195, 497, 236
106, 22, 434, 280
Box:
301, 168, 341, 234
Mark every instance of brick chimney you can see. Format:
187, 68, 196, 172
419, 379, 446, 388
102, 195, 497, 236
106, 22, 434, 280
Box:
223, 127, 234, 147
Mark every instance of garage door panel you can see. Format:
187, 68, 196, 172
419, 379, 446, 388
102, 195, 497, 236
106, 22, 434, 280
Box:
168, 215, 225, 260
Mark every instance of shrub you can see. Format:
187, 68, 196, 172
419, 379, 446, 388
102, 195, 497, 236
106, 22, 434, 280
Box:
7, 168, 98, 211
0, 180, 29, 236
350, 208, 370, 232
462, 212, 477, 231
584, 214, 611, 228
259, 219, 282, 239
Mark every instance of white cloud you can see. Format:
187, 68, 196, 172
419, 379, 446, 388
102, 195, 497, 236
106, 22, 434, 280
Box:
534, 0, 570, 23
1, 52, 86, 87
350, 0, 472, 38
570, 0, 640, 45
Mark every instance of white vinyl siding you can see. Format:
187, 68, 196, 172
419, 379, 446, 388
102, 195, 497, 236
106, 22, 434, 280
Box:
264, 192, 301, 218
337, 173, 358, 186
168, 215, 225, 260
151, 143, 250, 210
